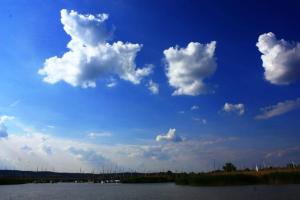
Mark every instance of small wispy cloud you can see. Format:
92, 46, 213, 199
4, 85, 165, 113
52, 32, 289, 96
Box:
255, 98, 300, 120
8, 100, 20, 108
88, 132, 112, 138
0, 115, 14, 124
106, 78, 117, 88
222, 103, 245, 116
147, 80, 159, 94
192, 117, 207, 124
191, 105, 199, 110
265, 146, 300, 159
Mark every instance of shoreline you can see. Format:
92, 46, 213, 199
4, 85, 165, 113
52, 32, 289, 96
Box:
1, 169, 300, 186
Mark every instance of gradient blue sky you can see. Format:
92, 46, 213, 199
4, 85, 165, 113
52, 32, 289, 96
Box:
0, 0, 299, 172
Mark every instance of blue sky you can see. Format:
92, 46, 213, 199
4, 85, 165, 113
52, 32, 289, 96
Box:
0, 0, 299, 172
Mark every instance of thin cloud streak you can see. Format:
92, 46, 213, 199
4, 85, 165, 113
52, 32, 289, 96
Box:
255, 98, 300, 120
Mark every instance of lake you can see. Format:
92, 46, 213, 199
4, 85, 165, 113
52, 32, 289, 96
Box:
0, 183, 299, 200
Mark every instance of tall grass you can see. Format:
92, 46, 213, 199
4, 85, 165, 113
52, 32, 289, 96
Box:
175, 170, 300, 186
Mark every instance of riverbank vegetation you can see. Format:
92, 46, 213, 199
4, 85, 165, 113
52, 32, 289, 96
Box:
175, 170, 300, 186
122, 163, 300, 186
1, 163, 300, 186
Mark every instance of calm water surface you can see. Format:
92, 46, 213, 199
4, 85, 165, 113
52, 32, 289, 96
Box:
0, 183, 299, 200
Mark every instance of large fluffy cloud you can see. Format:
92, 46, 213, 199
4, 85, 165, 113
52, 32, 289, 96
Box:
163, 41, 217, 96
223, 103, 245, 116
156, 128, 183, 142
256, 32, 300, 85
255, 98, 300, 120
38, 9, 153, 88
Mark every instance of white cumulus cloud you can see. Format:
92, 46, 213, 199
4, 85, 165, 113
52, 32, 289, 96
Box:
164, 41, 217, 96
38, 9, 153, 88
256, 32, 300, 85
223, 103, 245, 116
255, 98, 300, 120
147, 80, 159, 94
156, 128, 182, 142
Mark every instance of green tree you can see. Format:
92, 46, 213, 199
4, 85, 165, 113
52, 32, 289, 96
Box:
223, 162, 237, 172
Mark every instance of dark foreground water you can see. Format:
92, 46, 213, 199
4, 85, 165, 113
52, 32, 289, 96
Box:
0, 183, 299, 200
